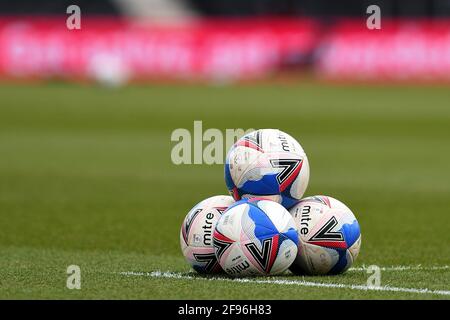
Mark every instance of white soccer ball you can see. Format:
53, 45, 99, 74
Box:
225, 129, 309, 209
180, 195, 235, 274
289, 195, 361, 275
213, 198, 298, 277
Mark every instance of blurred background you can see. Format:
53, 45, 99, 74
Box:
1, 1, 450, 299
1, 0, 450, 83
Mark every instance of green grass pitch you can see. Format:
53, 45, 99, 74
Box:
0, 81, 449, 299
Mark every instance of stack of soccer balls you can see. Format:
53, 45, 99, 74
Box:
180, 129, 361, 277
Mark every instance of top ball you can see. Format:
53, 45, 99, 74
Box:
225, 129, 309, 209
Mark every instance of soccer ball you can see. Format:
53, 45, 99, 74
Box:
180, 195, 235, 274
213, 198, 298, 277
289, 195, 361, 275
225, 129, 309, 209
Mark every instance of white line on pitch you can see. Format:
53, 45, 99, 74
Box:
349, 265, 449, 272
119, 270, 450, 297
